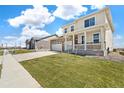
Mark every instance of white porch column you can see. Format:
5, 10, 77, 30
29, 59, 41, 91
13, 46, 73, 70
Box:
101, 27, 106, 56
100, 27, 105, 50
73, 34, 75, 50
64, 35, 67, 51
84, 31, 87, 50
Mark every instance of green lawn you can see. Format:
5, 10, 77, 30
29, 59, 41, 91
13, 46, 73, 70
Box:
21, 53, 124, 88
10, 49, 33, 54
0, 50, 3, 56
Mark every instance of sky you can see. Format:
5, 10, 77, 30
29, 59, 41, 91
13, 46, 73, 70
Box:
0, 5, 124, 48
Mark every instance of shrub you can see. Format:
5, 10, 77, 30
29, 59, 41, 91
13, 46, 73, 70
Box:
113, 49, 117, 52
119, 51, 124, 56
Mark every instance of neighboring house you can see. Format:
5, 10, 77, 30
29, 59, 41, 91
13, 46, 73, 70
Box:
35, 34, 58, 50
26, 34, 58, 50
61, 7, 114, 56
26, 39, 31, 49
26, 37, 39, 49
26, 7, 114, 56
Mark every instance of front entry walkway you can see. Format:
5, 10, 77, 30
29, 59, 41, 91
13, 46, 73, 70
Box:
97, 52, 124, 62
13, 51, 58, 62
0, 50, 41, 88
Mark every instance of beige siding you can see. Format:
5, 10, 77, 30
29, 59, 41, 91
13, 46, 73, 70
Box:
96, 11, 106, 25
63, 11, 107, 33
86, 30, 101, 43
62, 8, 114, 56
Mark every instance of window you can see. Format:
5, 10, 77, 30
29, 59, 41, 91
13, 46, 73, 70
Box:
85, 20, 89, 28
64, 28, 67, 33
93, 33, 99, 43
84, 17, 95, 28
71, 26, 74, 31
82, 36, 85, 44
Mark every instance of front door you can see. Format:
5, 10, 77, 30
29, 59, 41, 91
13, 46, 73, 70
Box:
82, 36, 85, 44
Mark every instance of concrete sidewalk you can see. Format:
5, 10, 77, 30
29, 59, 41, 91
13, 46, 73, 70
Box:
13, 51, 58, 62
0, 50, 41, 88
0, 56, 2, 64
98, 52, 124, 62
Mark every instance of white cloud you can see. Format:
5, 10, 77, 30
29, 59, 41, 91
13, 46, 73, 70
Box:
17, 26, 50, 47
7, 5, 53, 47
56, 28, 63, 36
53, 5, 88, 20
21, 26, 50, 38
4, 36, 17, 40
3, 25, 50, 48
8, 5, 55, 28
113, 34, 124, 48
91, 5, 105, 10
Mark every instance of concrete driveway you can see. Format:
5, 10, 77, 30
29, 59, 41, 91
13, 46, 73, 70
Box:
13, 51, 58, 62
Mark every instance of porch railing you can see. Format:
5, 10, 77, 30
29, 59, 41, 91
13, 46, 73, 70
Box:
87, 44, 101, 50
75, 44, 84, 50
66, 42, 102, 50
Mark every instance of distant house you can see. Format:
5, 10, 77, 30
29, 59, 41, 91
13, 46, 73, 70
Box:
26, 7, 114, 56
25, 39, 30, 49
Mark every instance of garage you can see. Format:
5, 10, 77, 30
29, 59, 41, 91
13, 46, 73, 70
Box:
50, 36, 64, 52
51, 44, 62, 51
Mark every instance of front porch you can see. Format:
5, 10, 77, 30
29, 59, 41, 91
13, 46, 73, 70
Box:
65, 43, 104, 56
64, 28, 106, 56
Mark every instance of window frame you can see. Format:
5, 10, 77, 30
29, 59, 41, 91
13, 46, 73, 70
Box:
70, 25, 74, 31
84, 17, 96, 28
93, 32, 100, 43
64, 28, 67, 33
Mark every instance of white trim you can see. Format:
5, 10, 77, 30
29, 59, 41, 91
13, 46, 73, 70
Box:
84, 31, 87, 50
64, 36, 67, 50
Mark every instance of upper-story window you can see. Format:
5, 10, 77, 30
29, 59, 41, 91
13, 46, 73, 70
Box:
93, 33, 99, 43
71, 26, 74, 31
84, 17, 95, 28
64, 28, 67, 33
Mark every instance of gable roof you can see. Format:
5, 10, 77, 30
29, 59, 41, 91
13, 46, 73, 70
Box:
32, 34, 58, 41
36, 34, 58, 41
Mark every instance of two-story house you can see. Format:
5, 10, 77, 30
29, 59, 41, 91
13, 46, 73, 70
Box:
50, 7, 114, 56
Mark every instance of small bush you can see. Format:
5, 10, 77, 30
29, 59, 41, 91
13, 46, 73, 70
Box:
113, 49, 117, 52
119, 51, 124, 56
